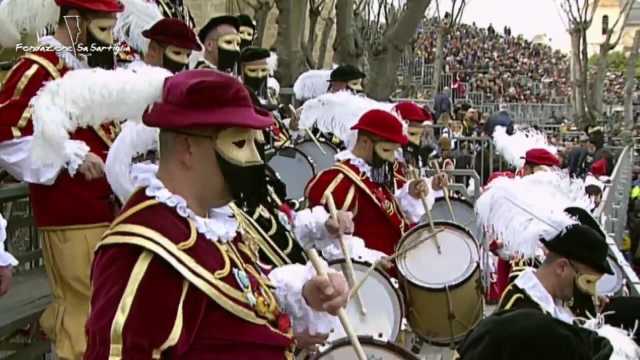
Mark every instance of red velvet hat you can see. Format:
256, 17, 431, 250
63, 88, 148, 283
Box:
394, 101, 432, 123
523, 148, 560, 167
351, 109, 408, 145
486, 171, 515, 186
55, 0, 124, 12
142, 18, 202, 51
143, 69, 273, 130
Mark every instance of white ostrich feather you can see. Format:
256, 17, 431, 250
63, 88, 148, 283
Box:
0, 0, 59, 48
105, 121, 159, 203
583, 315, 640, 360
293, 69, 331, 101
493, 125, 557, 169
267, 76, 280, 97
475, 170, 584, 258
266, 51, 278, 76
299, 91, 396, 149
114, 0, 164, 54
31, 64, 172, 170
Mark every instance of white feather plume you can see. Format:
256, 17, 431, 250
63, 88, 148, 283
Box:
105, 121, 159, 203
114, 0, 164, 54
0, 0, 59, 48
583, 316, 640, 360
31, 64, 172, 170
475, 170, 587, 258
299, 91, 396, 149
293, 69, 331, 101
493, 125, 557, 169
267, 76, 280, 97
266, 51, 278, 76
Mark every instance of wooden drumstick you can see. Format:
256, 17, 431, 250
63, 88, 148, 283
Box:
306, 249, 367, 360
409, 166, 442, 254
324, 194, 367, 316
348, 227, 445, 299
305, 128, 328, 155
432, 160, 456, 222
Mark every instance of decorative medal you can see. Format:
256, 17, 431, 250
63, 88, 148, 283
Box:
233, 268, 257, 307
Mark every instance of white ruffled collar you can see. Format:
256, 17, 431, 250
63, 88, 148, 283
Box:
335, 150, 371, 178
131, 167, 238, 243
39, 36, 88, 70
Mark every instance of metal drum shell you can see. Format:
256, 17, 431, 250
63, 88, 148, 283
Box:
295, 139, 338, 174
267, 146, 316, 202
308, 336, 420, 360
396, 221, 484, 346
423, 197, 481, 242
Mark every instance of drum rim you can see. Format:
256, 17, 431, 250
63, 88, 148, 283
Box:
309, 335, 420, 360
295, 138, 339, 152
432, 197, 474, 208
267, 146, 317, 201
428, 198, 480, 241
597, 255, 624, 295
326, 258, 405, 342
396, 221, 480, 291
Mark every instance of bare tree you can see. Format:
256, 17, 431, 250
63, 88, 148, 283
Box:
431, 0, 468, 95
317, 0, 337, 68
625, 29, 640, 128
333, 0, 366, 66
302, 0, 332, 68
275, 0, 309, 87
367, 0, 432, 100
590, 0, 633, 121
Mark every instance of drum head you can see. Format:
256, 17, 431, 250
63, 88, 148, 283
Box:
327, 261, 403, 343
267, 147, 315, 201
597, 256, 624, 296
425, 198, 480, 241
295, 140, 338, 173
397, 221, 479, 289
311, 336, 419, 360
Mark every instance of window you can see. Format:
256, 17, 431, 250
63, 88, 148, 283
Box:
602, 15, 609, 35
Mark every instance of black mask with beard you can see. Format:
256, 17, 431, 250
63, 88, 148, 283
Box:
370, 151, 394, 190
244, 75, 268, 95
162, 54, 187, 74
403, 143, 421, 168
240, 39, 253, 50
84, 23, 115, 69
216, 152, 268, 211
217, 48, 240, 73
569, 278, 597, 318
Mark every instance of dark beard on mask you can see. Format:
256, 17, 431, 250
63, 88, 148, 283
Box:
85, 32, 115, 69
217, 49, 240, 73
162, 54, 187, 74
240, 39, 253, 50
216, 152, 268, 211
569, 279, 597, 318
403, 144, 421, 168
370, 152, 394, 190
244, 75, 267, 95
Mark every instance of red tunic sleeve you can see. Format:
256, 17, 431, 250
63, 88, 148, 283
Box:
305, 167, 357, 213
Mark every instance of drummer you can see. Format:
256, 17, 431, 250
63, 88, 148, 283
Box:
497, 207, 613, 322
305, 109, 433, 257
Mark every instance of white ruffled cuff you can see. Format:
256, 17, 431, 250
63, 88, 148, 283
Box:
64, 139, 90, 177
395, 178, 434, 224
0, 215, 17, 267
319, 235, 386, 264
269, 262, 338, 335
293, 206, 331, 248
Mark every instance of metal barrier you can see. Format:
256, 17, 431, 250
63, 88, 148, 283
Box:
594, 146, 640, 295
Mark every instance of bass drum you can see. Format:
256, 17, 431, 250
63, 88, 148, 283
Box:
326, 260, 404, 344
396, 221, 483, 346
309, 336, 419, 360
425, 198, 480, 241
597, 256, 624, 296
267, 147, 316, 202
295, 139, 338, 174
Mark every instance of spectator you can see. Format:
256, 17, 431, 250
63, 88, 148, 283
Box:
433, 86, 452, 123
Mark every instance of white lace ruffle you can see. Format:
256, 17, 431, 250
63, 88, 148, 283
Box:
131, 168, 238, 243
334, 150, 371, 178
268, 262, 338, 335
64, 139, 90, 177
395, 177, 435, 224
0, 214, 17, 267
293, 206, 331, 249
320, 235, 386, 265
39, 36, 88, 70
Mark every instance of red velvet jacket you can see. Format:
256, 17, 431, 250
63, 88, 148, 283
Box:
305, 160, 410, 256
85, 189, 294, 359
0, 51, 119, 228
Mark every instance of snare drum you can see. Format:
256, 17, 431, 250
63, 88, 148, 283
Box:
309, 336, 419, 360
396, 221, 483, 346
425, 198, 481, 241
295, 139, 338, 173
597, 256, 624, 296
326, 259, 404, 344
267, 147, 316, 202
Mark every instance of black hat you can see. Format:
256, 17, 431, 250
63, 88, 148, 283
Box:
457, 309, 613, 360
239, 46, 270, 64
198, 15, 240, 44
542, 207, 613, 275
329, 64, 366, 82
237, 14, 256, 29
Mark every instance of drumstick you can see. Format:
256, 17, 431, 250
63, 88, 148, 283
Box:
409, 166, 442, 254
432, 160, 456, 222
349, 228, 445, 299
324, 194, 367, 316
305, 128, 328, 155
306, 249, 368, 360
